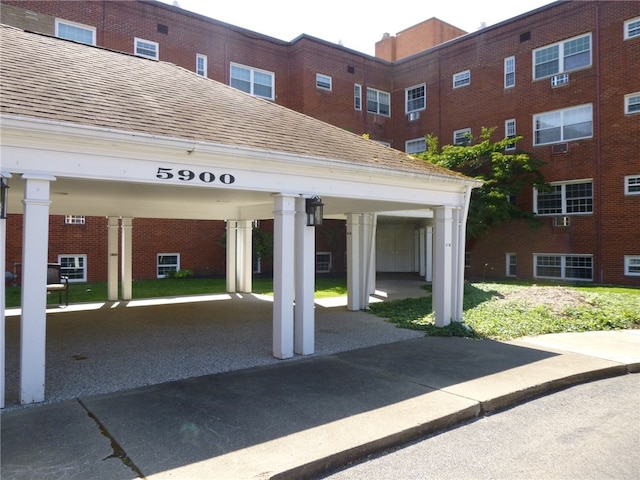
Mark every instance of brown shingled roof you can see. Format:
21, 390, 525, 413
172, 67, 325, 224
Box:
0, 24, 467, 180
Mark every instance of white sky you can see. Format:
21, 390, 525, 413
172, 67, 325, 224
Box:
159, 0, 558, 56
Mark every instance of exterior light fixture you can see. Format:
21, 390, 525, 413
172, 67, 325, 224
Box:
0, 177, 8, 220
305, 196, 324, 226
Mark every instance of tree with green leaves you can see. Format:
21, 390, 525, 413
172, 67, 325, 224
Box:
415, 127, 547, 239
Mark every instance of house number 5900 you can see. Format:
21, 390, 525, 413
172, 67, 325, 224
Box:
156, 168, 235, 184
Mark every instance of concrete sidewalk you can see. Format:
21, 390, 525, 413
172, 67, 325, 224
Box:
2, 329, 639, 480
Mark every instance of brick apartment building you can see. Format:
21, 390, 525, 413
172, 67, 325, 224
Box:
1, 0, 639, 286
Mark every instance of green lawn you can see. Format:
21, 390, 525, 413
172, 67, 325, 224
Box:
369, 282, 640, 340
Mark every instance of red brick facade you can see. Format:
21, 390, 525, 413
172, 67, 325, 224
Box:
1, 0, 639, 285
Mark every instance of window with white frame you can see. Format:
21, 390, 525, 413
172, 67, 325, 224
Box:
505, 119, 517, 151
55, 19, 96, 45
59, 254, 87, 282
316, 73, 332, 91
533, 33, 591, 79
535, 180, 593, 215
405, 83, 426, 113
534, 254, 593, 281
196, 54, 207, 77
533, 104, 593, 145
230, 63, 274, 100
453, 70, 470, 88
624, 17, 640, 40
354, 84, 362, 110
506, 253, 517, 277
625, 175, 640, 195
624, 255, 640, 276
406, 138, 426, 154
504, 56, 515, 88
157, 253, 180, 278
454, 128, 471, 145
134, 37, 159, 60
316, 252, 332, 273
64, 215, 85, 225
366, 87, 390, 116
625, 93, 640, 114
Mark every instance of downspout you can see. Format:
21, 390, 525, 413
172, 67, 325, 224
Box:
594, 3, 603, 283
456, 185, 473, 321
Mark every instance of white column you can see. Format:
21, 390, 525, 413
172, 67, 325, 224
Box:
346, 213, 362, 311
272, 194, 296, 359
237, 220, 253, 293
225, 220, 238, 292
294, 197, 315, 355
107, 217, 119, 301
451, 208, 462, 322
433, 206, 454, 327
425, 226, 433, 283
121, 217, 133, 301
19, 174, 55, 404
418, 228, 426, 277
0, 194, 6, 409
361, 213, 377, 309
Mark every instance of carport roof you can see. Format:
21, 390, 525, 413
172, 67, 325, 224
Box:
0, 24, 466, 181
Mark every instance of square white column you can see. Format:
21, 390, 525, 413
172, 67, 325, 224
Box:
346, 213, 362, 311
225, 220, 238, 292
294, 197, 315, 355
237, 220, 253, 293
19, 174, 55, 404
121, 217, 133, 300
272, 194, 296, 359
107, 217, 119, 301
433, 206, 454, 327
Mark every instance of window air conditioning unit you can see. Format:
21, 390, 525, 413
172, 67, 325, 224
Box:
553, 216, 570, 227
408, 111, 420, 122
551, 73, 569, 87
551, 142, 569, 154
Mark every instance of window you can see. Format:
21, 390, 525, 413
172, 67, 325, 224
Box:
64, 215, 85, 225
406, 138, 426, 154
624, 17, 640, 40
625, 93, 640, 114
534, 254, 593, 281
157, 254, 179, 278
55, 19, 96, 45
533, 33, 591, 79
354, 84, 362, 110
316, 73, 332, 91
316, 252, 332, 273
134, 37, 159, 60
230, 63, 274, 100
366, 87, 390, 116
535, 180, 593, 215
196, 54, 207, 77
534, 104, 593, 145
624, 256, 640, 276
505, 119, 516, 151
59, 255, 87, 282
504, 56, 515, 88
625, 175, 640, 195
453, 70, 470, 88
454, 128, 471, 145
405, 84, 426, 113
506, 253, 517, 277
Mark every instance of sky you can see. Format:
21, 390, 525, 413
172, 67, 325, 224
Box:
159, 0, 558, 56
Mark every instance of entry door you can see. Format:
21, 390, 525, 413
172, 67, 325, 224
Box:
376, 225, 415, 272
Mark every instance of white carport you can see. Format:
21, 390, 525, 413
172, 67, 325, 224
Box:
0, 25, 480, 406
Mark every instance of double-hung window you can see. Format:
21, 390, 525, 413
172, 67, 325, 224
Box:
316, 253, 332, 273
406, 138, 426, 154
55, 19, 96, 45
534, 254, 593, 281
134, 37, 159, 60
535, 180, 593, 215
453, 70, 470, 88
196, 54, 207, 77
504, 56, 515, 88
533, 33, 591, 79
366, 87, 390, 116
354, 84, 362, 110
534, 104, 592, 145
157, 254, 180, 278
405, 84, 426, 113
454, 128, 471, 145
625, 175, 640, 195
505, 119, 517, 151
625, 93, 640, 114
59, 254, 87, 282
624, 17, 640, 40
506, 253, 517, 277
625, 256, 640, 276
230, 63, 274, 100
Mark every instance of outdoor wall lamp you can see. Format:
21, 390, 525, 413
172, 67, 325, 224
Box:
305, 195, 324, 226
0, 177, 8, 220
